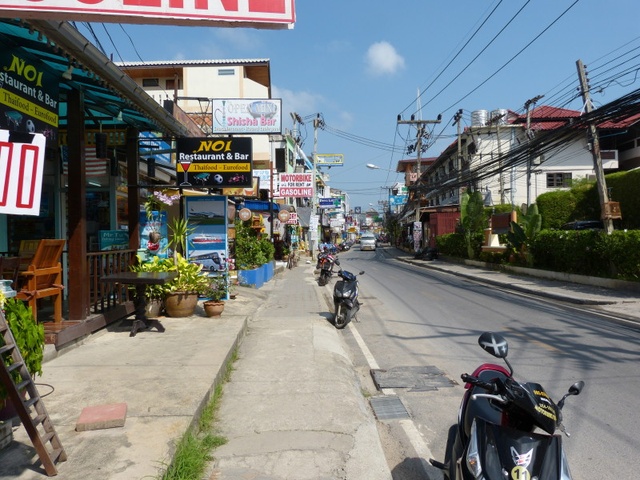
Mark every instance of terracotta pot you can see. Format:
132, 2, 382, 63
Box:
203, 301, 225, 317
164, 292, 199, 317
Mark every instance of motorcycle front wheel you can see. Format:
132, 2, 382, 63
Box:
334, 303, 348, 329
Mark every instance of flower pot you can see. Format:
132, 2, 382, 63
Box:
203, 301, 225, 317
146, 298, 164, 317
164, 292, 199, 317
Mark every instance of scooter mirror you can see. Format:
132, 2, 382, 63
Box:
569, 380, 585, 396
478, 332, 508, 359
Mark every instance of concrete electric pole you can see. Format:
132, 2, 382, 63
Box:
576, 59, 615, 234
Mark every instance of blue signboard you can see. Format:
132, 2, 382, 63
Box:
186, 196, 229, 274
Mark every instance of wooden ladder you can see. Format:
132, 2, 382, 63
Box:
0, 310, 66, 476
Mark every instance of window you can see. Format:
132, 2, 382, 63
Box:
218, 68, 235, 76
166, 78, 181, 90
142, 78, 160, 87
547, 172, 572, 188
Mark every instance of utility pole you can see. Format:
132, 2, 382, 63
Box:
453, 109, 464, 201
397, 114, 441, 223
311, 114, 323, 259
524, 95, 544, 207
576, 59, 614, 234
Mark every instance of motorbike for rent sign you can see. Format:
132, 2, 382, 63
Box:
175, 137, 253, 188
0, 0, 296, 29
278, 172, 312, 198
0, 130, 46, 216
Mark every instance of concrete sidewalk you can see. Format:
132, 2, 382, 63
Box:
0, 262, 391, 480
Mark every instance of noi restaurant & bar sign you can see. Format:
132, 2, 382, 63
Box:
0, 1, 296, 29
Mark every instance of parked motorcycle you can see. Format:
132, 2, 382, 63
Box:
332, 269, 364, 329
430, 331, 584, 480
317, 250, 340, 286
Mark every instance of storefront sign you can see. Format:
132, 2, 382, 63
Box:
0, 1, 296, 29
176, 137, 252, 188
0, 51, 60, 139
212, 98, 282, 134
277, 172, 312, 198
316, 154, 344, 166
0, 130, 46, 216
277, 209, 290, 223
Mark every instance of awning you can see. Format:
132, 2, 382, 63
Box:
240, 200, 280, 212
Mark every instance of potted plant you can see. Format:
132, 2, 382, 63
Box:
164, 253, 210, 317
0, 293, 45, 422
129, 255, 174, 316
202, 273, 227, 317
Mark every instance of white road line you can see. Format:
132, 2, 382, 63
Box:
349, 322, 437, 469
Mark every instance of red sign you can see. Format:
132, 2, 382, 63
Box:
0, 130, 46, 216
0, 0, 296, 29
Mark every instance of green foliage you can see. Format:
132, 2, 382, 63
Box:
536, 190, 576, 229
166, 253, 210, 294
606, 169, 640, 230
203, 274, 228, 302
166, 217, 195, 257
258, 236, 275, 262
234, 221, 267, 270
1, 298, 45, 400
505, 204, 541, 266
436, 232, 484, 259
460, 190, 486, 259
531, 229, 640, 281
130, 255, 175, 299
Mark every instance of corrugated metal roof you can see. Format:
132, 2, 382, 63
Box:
117, 59, 270, 68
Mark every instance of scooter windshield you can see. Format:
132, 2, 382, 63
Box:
508, 381, 559, 434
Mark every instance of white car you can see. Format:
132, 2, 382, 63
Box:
359, 233, 376, 251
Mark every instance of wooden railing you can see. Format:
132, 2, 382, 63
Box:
87, 249, 138, 314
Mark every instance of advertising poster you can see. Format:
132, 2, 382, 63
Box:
186, 196, 228, 275
140, 210, 168, 257
99, 230, 129, 251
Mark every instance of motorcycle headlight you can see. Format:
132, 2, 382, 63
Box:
466, 421, 482, 478
339, 287, 354, 298
466, 420, 502, 479
561, 448, 573, 480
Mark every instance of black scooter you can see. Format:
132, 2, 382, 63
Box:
332, 269, 364, 329
430, 331, 584, 480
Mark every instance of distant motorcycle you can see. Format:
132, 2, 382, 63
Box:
332, 269, 364, 329
430, 331, 584, 480
317, 250, 339, 286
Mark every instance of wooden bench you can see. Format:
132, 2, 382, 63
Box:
100, 271, 177, 337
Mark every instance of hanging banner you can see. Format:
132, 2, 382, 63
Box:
0, 1, 296, 29
176, 137, 253, 188
0, 130, 46, 216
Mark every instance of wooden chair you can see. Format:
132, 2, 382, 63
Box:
18, 239, 41, 271
0, 256, 21, 290
16, 239, 66, 323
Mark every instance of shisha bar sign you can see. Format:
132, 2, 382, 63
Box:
175, 137, 253, 188
0, 130, 46, 216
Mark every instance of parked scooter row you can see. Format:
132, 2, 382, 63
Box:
430, 331, 585, 480
316, 249, 340, 286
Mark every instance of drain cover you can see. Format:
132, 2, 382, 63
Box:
370, 395, 409, 420
371, 366, 455, 392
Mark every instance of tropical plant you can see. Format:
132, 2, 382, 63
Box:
506, 203, 542, 266
203, 274, 228, 303
166, 253, 210, 294
460, 190, 486, 259
0, 296, 45, 400
166, 217, 195, 259
234, 220, 267, 269
129, 255, 174, 300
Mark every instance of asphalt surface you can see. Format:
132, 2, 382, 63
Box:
1, 249, 638, 479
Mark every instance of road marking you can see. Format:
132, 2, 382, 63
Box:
349, 322, 436, 471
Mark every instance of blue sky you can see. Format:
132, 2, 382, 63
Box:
79, 0, 640, 212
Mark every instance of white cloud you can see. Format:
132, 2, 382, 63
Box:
365, 41, 405, 76
273, 85, 324, 121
